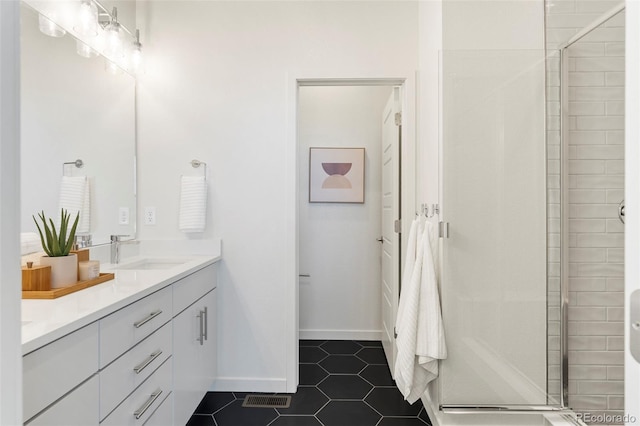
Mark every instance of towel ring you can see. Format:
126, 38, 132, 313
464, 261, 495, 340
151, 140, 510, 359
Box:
62, 159, 83, 176
191, 159, 207, 181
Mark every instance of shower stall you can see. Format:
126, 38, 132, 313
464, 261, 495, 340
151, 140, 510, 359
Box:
425, 1, 626, 425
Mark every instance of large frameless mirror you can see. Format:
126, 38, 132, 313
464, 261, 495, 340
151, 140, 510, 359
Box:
19, 2, 136, 250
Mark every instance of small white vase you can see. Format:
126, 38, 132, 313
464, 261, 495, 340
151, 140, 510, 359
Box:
40, 254, 78, 288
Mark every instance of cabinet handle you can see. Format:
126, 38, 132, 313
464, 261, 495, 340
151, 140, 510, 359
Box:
133, 389, 163, 420
203, 306, 208, 341
197, 310, 204, 345
133, 310, 163, 328
133, 350, 163, 374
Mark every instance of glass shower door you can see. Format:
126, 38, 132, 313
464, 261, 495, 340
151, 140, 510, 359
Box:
439, 49, 550, 407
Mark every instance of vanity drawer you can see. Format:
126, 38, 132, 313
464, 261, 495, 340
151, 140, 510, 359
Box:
100, 322, 172, 421
100, 357, 172, 426
142, 392, 173, 426
100, 286, 172, 368
26, 375, 99, 426
23, 322, 99, 422
173, 264, 217, 316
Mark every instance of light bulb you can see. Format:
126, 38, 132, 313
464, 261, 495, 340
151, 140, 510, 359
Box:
104, 23, 123, 58
38, 13, 66, 37
73, 0, 98, 37
103, 7, 124, 58
76, 39, 98, 58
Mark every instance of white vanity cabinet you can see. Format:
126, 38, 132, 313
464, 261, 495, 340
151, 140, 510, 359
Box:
22, 260, 219, 426
173, 265, 217, 426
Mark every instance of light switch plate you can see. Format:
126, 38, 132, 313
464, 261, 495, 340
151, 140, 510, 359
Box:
118, 207, 129, 225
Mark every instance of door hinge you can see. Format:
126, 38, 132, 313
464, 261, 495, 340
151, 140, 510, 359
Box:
439, 221, 450, 239
394, 219, 401, 234
394, 112, 402, 126
394, 327, 398, 339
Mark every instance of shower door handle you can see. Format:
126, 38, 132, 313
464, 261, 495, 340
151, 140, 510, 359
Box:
618, 200, 625, 224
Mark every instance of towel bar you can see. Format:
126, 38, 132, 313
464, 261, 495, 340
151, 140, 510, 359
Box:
62, 159, 83, 175
190, 159, 207, 180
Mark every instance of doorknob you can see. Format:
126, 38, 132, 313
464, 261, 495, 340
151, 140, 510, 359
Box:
376, 237, 383, 243
618, 199, 625, 224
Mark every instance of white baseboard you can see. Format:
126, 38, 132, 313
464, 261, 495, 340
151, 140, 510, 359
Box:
210, 377, 288, 393
299, 329, 382, 341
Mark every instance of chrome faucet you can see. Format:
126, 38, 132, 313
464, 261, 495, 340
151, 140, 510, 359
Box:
110, 235, 138, 264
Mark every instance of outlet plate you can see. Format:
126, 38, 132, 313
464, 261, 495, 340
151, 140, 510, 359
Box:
144, 207, 156, 225
118, 207, 130, 225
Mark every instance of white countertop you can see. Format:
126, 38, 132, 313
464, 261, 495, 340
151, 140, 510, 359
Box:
22, 253, 221, 355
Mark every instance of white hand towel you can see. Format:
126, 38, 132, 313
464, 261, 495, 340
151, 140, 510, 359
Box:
179, 176, 207, 233
21, 232, 42, 255
59, 176, 91, 233
394, 221, 447, 404
395, 218, 421, 335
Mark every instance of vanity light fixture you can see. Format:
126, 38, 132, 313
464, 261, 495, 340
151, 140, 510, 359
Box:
35, 0, 144, 75
38, 13, 66, 37
76, 39, 99, 58
73, 0, 99, 37
103, 7, 124, 58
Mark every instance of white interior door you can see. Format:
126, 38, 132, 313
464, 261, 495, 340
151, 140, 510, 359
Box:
381, 87, 401, 375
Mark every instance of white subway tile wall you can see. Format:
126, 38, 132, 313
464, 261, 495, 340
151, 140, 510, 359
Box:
546, 1, 624, 423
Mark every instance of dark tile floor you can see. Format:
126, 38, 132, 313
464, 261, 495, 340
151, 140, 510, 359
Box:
188, 340, 432, 426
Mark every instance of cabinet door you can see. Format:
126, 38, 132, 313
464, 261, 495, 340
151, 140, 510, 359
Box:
173, 289, 217, 426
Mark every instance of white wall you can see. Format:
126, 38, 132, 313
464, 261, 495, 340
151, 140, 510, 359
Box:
137, 1, 418, 392
418, 0, 443, 411
298, 85, 391, 341
0, 1, 23, 423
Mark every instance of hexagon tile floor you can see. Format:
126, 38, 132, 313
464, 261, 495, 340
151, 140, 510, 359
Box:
187, 340, 432, 426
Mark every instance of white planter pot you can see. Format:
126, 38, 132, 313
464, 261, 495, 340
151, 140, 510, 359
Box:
40, 254, 78, 288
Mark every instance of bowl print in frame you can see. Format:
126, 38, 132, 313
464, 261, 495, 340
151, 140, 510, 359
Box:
309, 147, 365, 203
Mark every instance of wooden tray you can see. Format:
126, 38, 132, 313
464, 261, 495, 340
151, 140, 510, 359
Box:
22, 273, 115, 299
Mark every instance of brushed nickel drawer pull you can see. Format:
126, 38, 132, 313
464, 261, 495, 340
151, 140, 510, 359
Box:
203, 306, 209, 341
133, 310, 163, 328
197, 310, 204, 345
133, 389, 163, 420
133, 350, 163, 374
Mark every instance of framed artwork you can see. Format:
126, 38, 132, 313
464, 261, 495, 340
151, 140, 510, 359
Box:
309, 147, 365, 203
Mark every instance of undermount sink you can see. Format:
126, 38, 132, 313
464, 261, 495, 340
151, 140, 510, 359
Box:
115, 258, 189, 271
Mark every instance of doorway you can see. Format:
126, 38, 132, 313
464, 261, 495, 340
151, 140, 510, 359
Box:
290, 77, 415, 390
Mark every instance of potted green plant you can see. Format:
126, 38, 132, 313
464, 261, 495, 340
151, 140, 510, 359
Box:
33, 209, 80, 288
